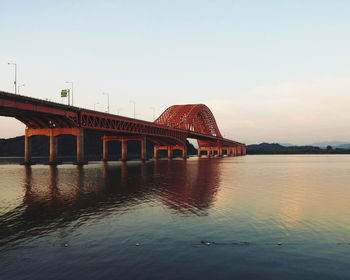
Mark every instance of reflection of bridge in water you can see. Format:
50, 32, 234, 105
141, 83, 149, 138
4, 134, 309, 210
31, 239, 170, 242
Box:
0, 160, 222, 248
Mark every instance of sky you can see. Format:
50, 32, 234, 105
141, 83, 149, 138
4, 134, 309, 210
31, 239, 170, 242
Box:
1, 0, 350, 144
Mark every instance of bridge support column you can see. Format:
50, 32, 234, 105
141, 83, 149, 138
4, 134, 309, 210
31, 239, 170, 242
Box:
153, 145, 187, 159
21, 128, 88, 165
22, 129, 35, 165
167, 146, 172, 159
121, 140, 127, 161
182, 146, 187, 159
141, 137, 146, 161
48, 129, 58, 164
102, 136, 147, 161
154, 146, 158, 159
102, 137, 108, 161
197, 148, 201, 157
218, 147, 223, 157
75, 128, 87, 165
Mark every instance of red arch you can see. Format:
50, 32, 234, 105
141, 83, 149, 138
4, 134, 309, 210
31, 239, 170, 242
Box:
155, 104, 223, 138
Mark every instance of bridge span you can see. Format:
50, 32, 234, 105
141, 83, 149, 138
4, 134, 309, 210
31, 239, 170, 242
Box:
0, 91, 246, 164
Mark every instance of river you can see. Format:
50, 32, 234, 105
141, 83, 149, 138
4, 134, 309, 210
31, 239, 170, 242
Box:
1, 155, 350, 279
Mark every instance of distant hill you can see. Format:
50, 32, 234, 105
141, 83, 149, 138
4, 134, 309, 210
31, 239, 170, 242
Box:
311, 141, 350, 148
278, 143, 295, 147
336, 144, 350, 149
248, 143, 286, 151
247, 143, 350, 154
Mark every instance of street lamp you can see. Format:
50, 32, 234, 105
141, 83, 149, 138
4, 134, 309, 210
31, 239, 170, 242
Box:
93, 102, 99, 110
149, 107, 155, 121
102, 92, 109, 113
129, 100, 136, 118
8, 62, 17, 94
65, 81, 74, 106
18, 84, 25, 94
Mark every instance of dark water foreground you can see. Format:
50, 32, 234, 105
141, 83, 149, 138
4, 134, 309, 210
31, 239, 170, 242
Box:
1, 155, 350, 280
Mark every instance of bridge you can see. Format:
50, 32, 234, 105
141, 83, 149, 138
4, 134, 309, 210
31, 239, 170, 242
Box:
0, 90, 246, 164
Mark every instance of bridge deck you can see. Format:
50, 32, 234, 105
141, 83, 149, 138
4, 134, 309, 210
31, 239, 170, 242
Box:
0, 90, 244, 147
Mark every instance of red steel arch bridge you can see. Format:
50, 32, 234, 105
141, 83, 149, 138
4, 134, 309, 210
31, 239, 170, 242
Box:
0, 91, 246, 164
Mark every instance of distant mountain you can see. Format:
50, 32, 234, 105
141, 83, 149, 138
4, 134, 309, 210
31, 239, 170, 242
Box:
337, 144, 350, 149
311, 141, 350, 148
248, 143, 285, 150
278, 143, 295, 147
247, 143, 350, 154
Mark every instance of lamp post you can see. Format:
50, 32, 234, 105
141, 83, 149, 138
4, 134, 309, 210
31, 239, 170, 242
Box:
150, 107, 155, 121
102, 92, 109, 113
117, 107, 123, 115
8, 62, 17, 94
65, 81, 74, 106
129, 100, 136, 118
18, 84, 25, 94
93, 102, 99, 110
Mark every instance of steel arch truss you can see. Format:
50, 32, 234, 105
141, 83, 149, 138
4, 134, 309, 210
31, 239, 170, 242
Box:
154, 104, 223, 138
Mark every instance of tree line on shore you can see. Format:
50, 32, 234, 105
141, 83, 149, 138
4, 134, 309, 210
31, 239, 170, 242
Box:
247, 143, 350, 154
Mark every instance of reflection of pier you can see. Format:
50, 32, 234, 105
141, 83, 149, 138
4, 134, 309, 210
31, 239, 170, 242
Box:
153, 160, 221, 215
0, 161, 221, 248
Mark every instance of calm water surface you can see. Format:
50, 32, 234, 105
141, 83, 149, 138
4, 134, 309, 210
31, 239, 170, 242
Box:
1, 155, 350, 279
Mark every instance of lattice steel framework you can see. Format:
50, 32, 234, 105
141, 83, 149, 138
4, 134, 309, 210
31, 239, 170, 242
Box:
80, 112, 187, 145
154, 104, 223, 138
